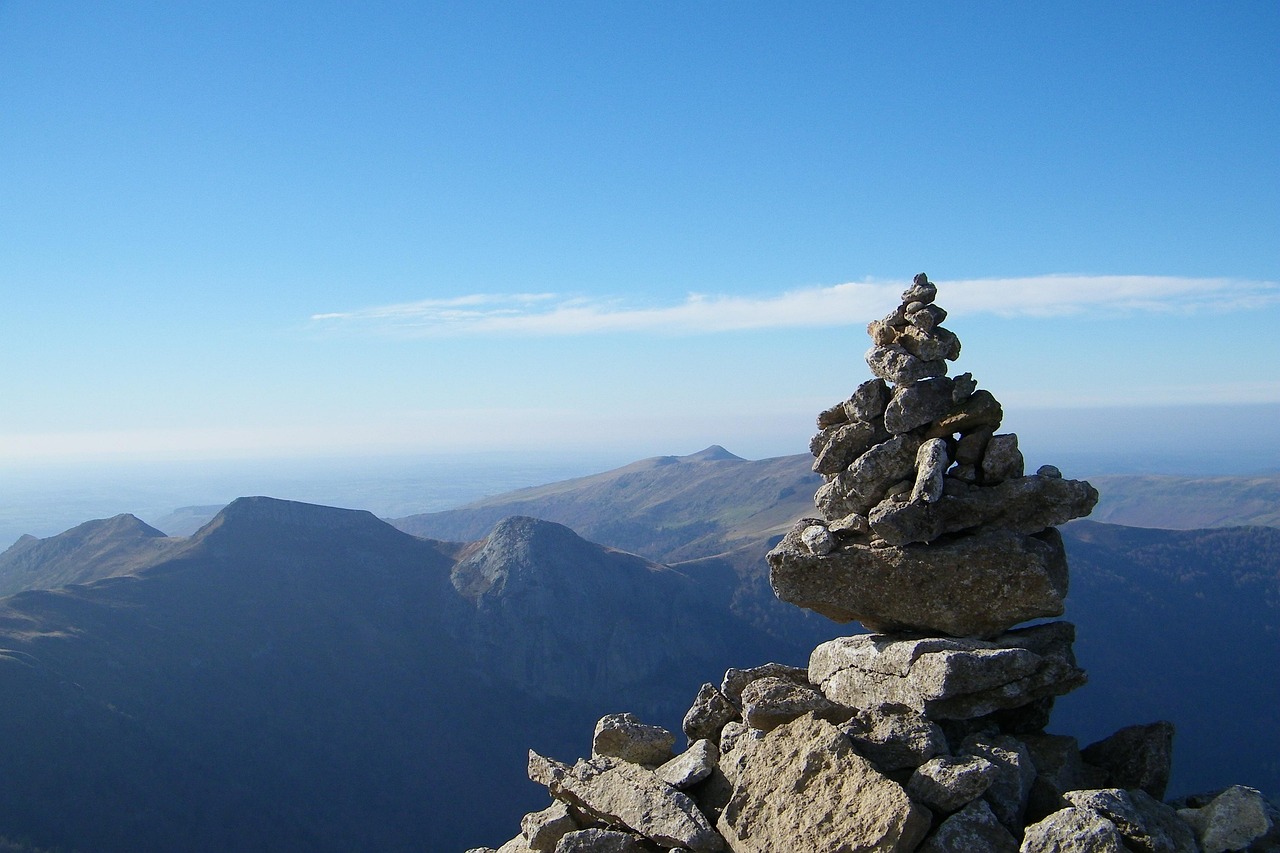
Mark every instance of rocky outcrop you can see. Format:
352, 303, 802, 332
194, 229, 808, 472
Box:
469, 275, 1274, 853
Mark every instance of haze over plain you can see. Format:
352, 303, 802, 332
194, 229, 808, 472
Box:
1, 3, 1277, 486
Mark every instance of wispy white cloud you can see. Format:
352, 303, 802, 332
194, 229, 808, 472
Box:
310, 275, 1280, 337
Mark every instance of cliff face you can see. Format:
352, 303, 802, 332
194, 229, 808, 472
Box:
472, 276, 1277, 853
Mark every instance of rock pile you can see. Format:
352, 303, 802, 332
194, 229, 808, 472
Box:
467, 276, 1276, 853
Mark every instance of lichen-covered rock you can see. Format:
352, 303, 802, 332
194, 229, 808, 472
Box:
1064, 788, 1198, 853
592, 712, 676, 767
739, 675, 849, 732
717, 714, 931, 853
865, 344, 947, 386
553, 828, 648, 853
656, 739, 719, 790
884, 376, 958, 434
683, 683, 740, 746
847, 377, 891, 422
809, 622, 1086, 719
770, 523, 1072, 638
719, 662, 809, 708
907, 754, 1001, 812
1178, 786, 1275, 853
1081, 721, 1175, 800
527, 751, 724, 852
918, 799, 1019, 853
812, 420, 884, 475
1021, 807, 1128, 852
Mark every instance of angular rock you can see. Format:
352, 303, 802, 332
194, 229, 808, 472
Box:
683, 683, 739, 746
961, 733, 1035, 831
837, 434, 922, 507
910, 437, 950, 503
769, 522, 1072, 637
592, 713, 676, 767
812, 420, 883, 475
841, 704, 947, 772
884, 377, 957, 434
816, 401, 850, 429
897, 323, 961, 362
717, 721, 758, 757
800, 523, 836, 555
907, 754, 1000, 812
926, 389, 1002, 437
867, 475, 1098, 545
866, 344, 947, 386
656, 739, 719, 790
720, 663, 809, 708
1021, 807, 1128, 852
955, 425, 996, 466
740, 675, 849, 732
522, 801, 582, 852
1064, 788, 1198, 853
981, 433, 1024, 484
1178, 786, 1275, 853
1021, 733, 1088, 820
554, 829, 648, 853
527, 752, 723, 852
918, 799, 1019, 853
905, 274, 938, 305
717, 714, 931, 853
847, 378, 891, 423
905, 302, 947, 331
809, 622, 1086, 720
1081, 721, 1175, 800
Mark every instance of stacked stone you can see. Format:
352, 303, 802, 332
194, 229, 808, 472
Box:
467, 275, 1277, 852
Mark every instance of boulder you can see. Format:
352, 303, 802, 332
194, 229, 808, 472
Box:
918, 799, 1019, 853
739, 676, 849, 732
1063, 788, 1198, 853
592, 713, 676, 767
907, 754, 1000, 812
1178, 786, 1275, 853
847, 378, 891, 423
521, 801, 581, 852
656, 739, 719, 790
720, 662, 808, 708
865, 344, 947, 386
809, 622, 1086, 719
961, 733, 1035, 831
982, 433, 1024, 484
909, 437, 950, 504
1081, 721, 1175, 800
527, 751, 724, 852
1021, 807, 1128, 852
683, 683, 739, 746
884, 377, 958, 434
867, 475, 1098, 545
769, 522, 1072, 638
841, 704, 948, 772
835, 434, 922, 508
812, 420, 883, 475
716, 714, 931, 853
926, 389, 1002, 437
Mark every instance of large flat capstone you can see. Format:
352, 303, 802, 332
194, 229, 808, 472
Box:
767, 521, 1069, 638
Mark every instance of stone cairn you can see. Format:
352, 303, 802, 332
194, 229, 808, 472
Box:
468, 275, 1276, 853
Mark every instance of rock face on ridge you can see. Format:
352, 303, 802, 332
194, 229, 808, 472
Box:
468, 276, 1275, 853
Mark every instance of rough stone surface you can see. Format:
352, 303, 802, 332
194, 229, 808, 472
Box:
1178, 786, 1275, 853
884, 377, 958, 434
656, 739, 719, 790
528, 751, 723, 852
1021, 807, 1128, 852
867, 474, 1098, 546
907, 754, 1001, 812
865, 344, 947, 386
683, 683, 739, 746
800, 524, 836, 555
720, 663, 808, 708
812, 420, 883, 475
739, 675, 849, 732
1063, 788, 1198, 853
910, 437, 950, 504
770, 523, 1072, 638
716, 714, 931, 853
841, 705, 948, 772
812, 622, 1085, 720
962, 733, 1035, 831
848, 378, 891, 422
522, 801, 581, 852
982, 433, 1024, 484
1021, 733, 1088, 820
553, 829, 648, 853
592, 713, 676, 767
837, 434, 922, 508
918, 799, 1019, 853
1081, 721, 1175, 799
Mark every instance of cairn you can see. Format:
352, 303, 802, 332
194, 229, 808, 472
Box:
468, 275, 1276, 853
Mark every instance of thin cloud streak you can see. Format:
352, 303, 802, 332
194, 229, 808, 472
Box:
310, 276, 1280, 337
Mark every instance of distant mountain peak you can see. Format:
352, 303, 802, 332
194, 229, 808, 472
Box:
685, 445, 744, 462
200, 496, 385, 534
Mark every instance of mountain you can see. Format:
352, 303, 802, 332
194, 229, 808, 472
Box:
0, 497, 833, 852
391, 446, 820, 562
0, 513, 176, 597
1084, 473, 1280, 528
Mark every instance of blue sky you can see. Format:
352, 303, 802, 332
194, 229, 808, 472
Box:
2, 2, 1278, 468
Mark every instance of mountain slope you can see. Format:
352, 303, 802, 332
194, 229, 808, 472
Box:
0, 513, 176, 596
0, 497, 827, 852
1085, 473, 1280, 528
